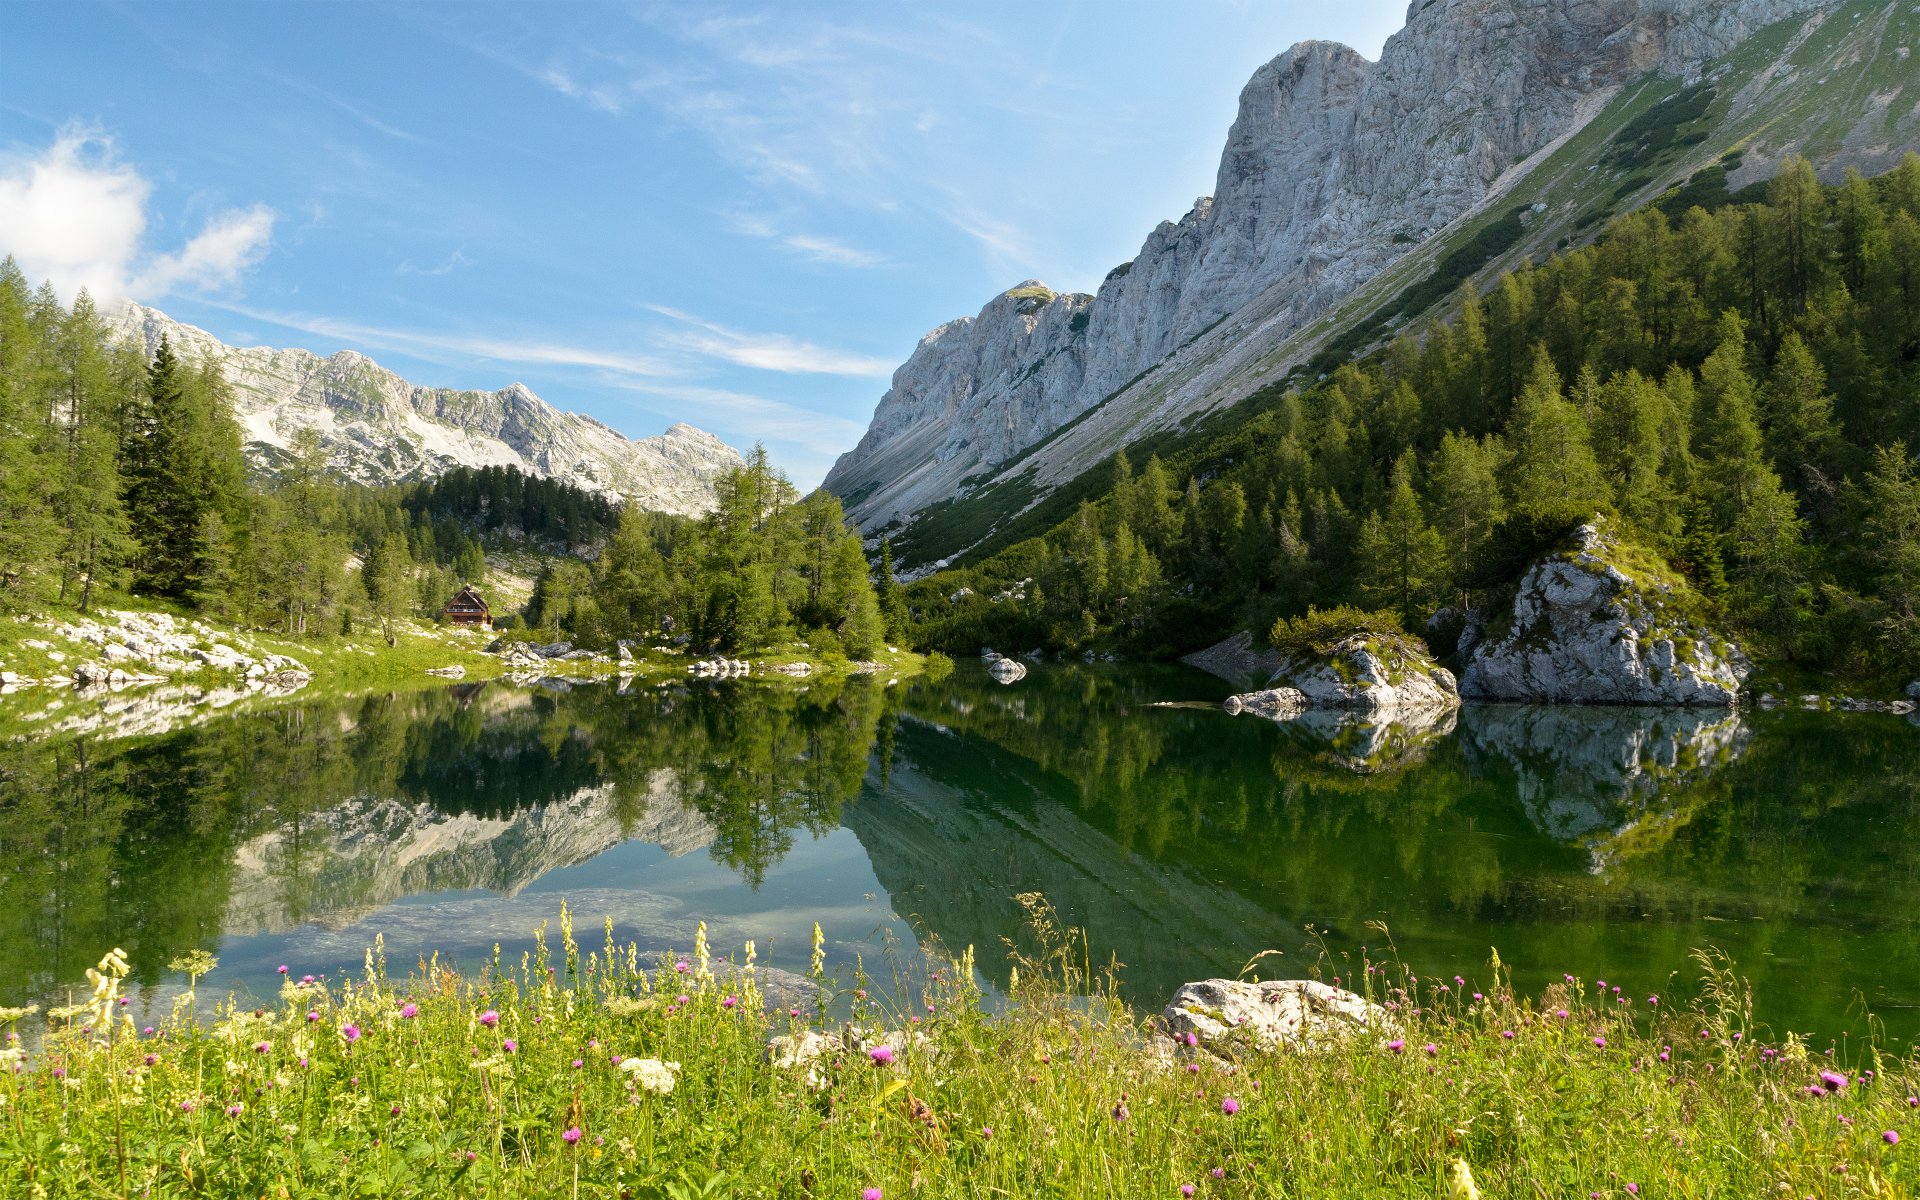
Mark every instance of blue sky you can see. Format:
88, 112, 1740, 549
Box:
0, 1, 1403, 486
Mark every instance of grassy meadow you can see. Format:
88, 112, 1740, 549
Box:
1, 900, 1914, 1198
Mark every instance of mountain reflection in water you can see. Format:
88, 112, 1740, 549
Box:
3, 664, 1918, 1042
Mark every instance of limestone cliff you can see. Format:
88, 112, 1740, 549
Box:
108, 304, 743, 517
829, 0, 1898, 566
1459, 520, 1751, 705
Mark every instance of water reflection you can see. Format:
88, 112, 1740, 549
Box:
4, 663, 1920, 1041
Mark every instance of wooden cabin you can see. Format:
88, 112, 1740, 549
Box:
443, 585, 491, 628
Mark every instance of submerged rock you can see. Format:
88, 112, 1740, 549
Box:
1460, 520, 1749, 706
1182, 630, 1283, 687
1160, 979, 1386, 1052
1272, 632, 1458, 713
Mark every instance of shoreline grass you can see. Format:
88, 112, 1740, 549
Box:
3, 905, 1916, 1198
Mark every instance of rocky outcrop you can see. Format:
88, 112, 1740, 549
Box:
1160, 978, 1387, 1051
1222, 687, 1306, 719
827, 0, 1834, 551
1271, 632, 1458, 712
108, 304, 742, 517
1460, 521, 1750, 705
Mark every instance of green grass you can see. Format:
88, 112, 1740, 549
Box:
7, 903, 1920, 1198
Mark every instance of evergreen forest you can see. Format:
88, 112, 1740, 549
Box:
904, 155, 1920, 688
0, 261, 889, 658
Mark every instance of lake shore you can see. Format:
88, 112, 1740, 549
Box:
0, 603, 927, 742
6, 909, 1911, 1199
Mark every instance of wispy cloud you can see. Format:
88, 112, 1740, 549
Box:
396, 249, 474, 277
0, 126, 275, 303
603, 380, 865, 456
648, 306, 894, 377
205, 301, 684, 378
729, 214, 883, 268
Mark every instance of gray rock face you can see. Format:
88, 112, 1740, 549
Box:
1222, 687, 1306, 719
1460, 522, 1750, 705
826, 0, 1830, 546
107, 304, 743, 517
1160, 978, 1387, 1052
986, 658, 1028, 684
1273, 633, 1458, 712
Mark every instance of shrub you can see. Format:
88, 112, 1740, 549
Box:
1268, 604, 1407, 659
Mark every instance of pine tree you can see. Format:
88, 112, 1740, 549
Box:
1425, 431, 1506, 595
365, 531, 413, 646
1760, 332, 1843, 497
1356, 452, 1447, 621
1504, 346, 1610, 516
1860, 442, 1920, 657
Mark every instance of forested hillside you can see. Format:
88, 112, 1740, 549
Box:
907, 156, 1920, 687
524, 448, 895, 660
0, 261, 888, 659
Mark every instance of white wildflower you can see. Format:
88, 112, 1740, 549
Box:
618, 1056, 680, 1095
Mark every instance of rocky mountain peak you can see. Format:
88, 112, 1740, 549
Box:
106, 304, 744, 517
826, 0, 1842, 559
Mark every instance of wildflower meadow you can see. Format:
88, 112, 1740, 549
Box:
0, 900, 1915, 1198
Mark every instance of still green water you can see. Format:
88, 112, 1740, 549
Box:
2, 664, 1916, 1044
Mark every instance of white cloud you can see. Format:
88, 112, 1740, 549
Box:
130, 205, 276, 296
648, 306, 894, 377
0, 127, 273, 303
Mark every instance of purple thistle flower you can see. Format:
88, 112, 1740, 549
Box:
863, 1189, 883, 1200
226, 1104, 242, 1117
1424, 1043, 1438, 1057
1555, 1009, 1569, 1020
1112, 1100, 1129, 1121
1821, 1070, 1850, 1091
1593, 1036, 1607, 1048
868, 1045, 895, 1066
277, 965, 288, 975
342, 1024, 361, 1043
478, 1010, 499, 1027
1388, 1039, 1405, 1054
723, 996, 737, 1009
399, 1003, 417, 1019
1181, 1186, 1196, 1198
1502, 1030, 1515, 1040
502, 1039, 516, 1053
572, 1059, 583, 1069
306, 1010, 319, 1023
563, 1127, 582, 1144
1886, 1130, 1901, 1146
1211, 1168, 1225, 1180
674, 960, 690, 974
1220, 1096, 1240, 1115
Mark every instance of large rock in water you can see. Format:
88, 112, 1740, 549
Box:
1161, 979, 1387, 1051
1271, 632, 1458, 712
1460, 521, 1749, 705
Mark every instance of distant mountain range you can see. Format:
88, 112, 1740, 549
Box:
827, 0, 1918, 569
108, 304, 743, 518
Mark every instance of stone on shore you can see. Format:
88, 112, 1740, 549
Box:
1161, 978, 1387, 1051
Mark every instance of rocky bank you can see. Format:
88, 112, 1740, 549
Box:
1459, 521, 1750, 706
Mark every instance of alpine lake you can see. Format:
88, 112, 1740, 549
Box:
5, 660, 1918, 1048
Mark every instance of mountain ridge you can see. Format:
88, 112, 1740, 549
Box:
107, 303, 744, 518
828, 0, 1909, 570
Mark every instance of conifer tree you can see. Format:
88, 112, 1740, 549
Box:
1504, 346, 1610, 515
1356, 452, 1447, 621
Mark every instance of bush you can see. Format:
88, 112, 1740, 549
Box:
1268, 605, 1407, 659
